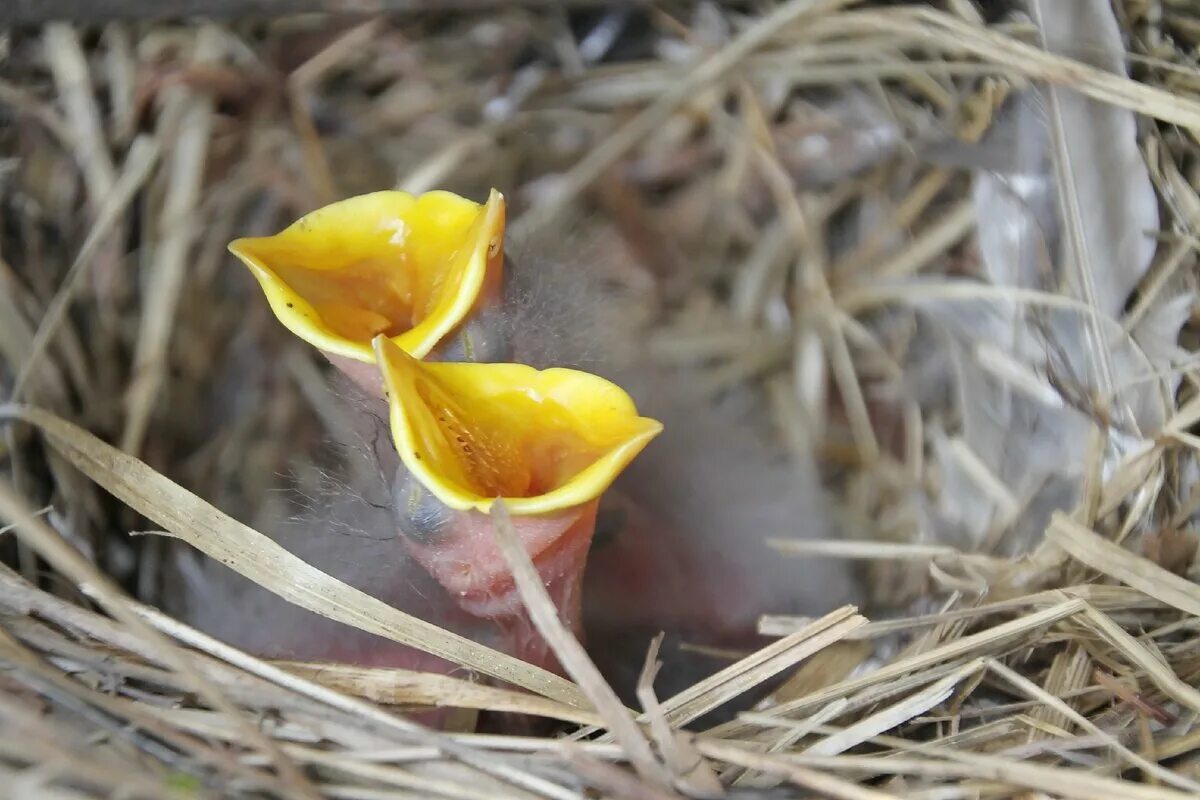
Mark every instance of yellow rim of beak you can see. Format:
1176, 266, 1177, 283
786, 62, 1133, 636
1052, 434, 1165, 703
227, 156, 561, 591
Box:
374, 336, 663, 516
229, 189, 505, 362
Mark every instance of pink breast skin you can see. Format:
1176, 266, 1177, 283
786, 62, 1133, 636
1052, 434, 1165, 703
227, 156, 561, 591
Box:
302, 353, 604, 679
399, 501, 599, 675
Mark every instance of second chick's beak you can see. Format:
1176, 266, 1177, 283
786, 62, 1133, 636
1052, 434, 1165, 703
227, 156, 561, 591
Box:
374, 336, 662, 671
230, 189, 506, 391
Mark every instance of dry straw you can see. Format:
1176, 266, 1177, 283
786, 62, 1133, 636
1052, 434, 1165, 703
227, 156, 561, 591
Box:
2, 2, 1200, 798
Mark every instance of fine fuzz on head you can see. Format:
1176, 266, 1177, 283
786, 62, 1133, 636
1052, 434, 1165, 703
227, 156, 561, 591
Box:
503, 226, 860, 693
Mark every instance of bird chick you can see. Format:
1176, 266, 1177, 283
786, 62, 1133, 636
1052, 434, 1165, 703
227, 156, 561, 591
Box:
226, 188, 660, 675
218, 187, 858, 706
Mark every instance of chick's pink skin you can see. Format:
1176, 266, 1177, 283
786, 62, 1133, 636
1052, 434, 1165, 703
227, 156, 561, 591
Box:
399, 501, 598, 675
320, 349, 602, 674
318, 223, 508, 398
326, 352, 386, 396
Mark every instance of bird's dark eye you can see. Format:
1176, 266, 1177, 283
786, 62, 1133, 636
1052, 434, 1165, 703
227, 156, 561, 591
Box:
434, 306, 511, 363
591, 500, 628, 549
392, 470, 452, 543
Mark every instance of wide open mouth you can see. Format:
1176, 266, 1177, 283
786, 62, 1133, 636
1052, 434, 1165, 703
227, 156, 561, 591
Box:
229, 189, 505, 363
374, 336, 663, 516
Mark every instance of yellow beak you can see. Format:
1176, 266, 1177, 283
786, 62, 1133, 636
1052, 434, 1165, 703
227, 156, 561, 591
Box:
374, 336, 662, 516
229, 189, 505, 363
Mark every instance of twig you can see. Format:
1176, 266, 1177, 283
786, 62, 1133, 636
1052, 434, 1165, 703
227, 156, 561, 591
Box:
490, 499, 671, 790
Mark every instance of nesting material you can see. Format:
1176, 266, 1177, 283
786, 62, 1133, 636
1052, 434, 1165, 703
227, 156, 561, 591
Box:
2, 3, 1200, 799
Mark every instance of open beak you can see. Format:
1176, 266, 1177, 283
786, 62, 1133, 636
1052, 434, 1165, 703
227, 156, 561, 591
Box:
228, 189, 665, 673
230, 189, 506, 392
374, 335, 662, 669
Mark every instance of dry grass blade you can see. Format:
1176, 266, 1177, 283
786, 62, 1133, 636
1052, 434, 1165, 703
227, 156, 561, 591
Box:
662, 607, 866, 730
0, 623, 269, 794
43, 23, 116, 204
1076, 603, 1200, 714
3, 405, 587, 706
279, 662, 603, 727
731, 699, 852, 789
870, 198, 976, 282
514, 0, 861, 236
1029, 0, 1135, 420
11, 136, 160, 401
1047, 513, 1200, 617
762, 585, 1140, 639
0, 689, 180, 800
769, 539, 969, 560
281, 753, 512, 800
699, 741, 903, 800
791, 751, 1198, 800
985, 658, 1199, 792
489, 500, 670, 789
3, 567, 578, 800
834, 7, 1200, 129
2, 5, 1198, 798
0, 478, 323, 800
130, 600, 585, 800
737, 599, 1086, 731
121, 26, 222, 454
634, 635, 723, 798
0, 77, 74, 148
560, 746, 686, 800
837, 282, 1123, 329
284, 747, 545, 800
804, 658, 985, 756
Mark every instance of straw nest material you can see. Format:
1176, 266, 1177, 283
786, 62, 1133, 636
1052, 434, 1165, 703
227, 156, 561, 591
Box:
2, 2, 1200, 798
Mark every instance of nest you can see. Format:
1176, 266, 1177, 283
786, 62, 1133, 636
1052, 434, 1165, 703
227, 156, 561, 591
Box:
2, 2, 1200, 798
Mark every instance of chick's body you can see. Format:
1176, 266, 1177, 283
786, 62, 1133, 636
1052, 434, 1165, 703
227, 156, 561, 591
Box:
502, 233, 860, 695
184, 201, 858, 710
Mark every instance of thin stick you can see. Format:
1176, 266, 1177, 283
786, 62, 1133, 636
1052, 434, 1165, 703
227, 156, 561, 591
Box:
489, 500, 671, 790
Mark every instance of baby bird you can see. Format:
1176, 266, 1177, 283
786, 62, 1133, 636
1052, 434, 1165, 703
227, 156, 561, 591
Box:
214, 186, 858, 698
226, 188, 660, 674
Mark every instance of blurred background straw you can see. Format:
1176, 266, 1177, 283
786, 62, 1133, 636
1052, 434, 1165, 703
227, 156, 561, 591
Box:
3, 1, 1200, 798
